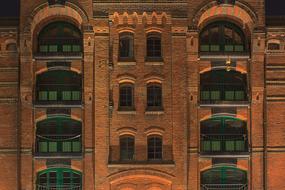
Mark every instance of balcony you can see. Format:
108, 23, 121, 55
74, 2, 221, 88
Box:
35, 134, 82, 158
201, 184, 248, 190
200, 134, 248, 156
36, 184, 81, 190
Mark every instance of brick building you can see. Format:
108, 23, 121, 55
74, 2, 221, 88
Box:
0, 0, 285, 189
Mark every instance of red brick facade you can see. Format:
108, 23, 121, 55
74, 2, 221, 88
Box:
0, 0, 285, 189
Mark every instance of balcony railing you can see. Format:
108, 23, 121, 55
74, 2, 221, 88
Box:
35, 134, 82, 157
200, 134, 248, 154
36, 184, 81, 190
201, 184, 247, 190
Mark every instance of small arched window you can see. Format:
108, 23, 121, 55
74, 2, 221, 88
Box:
146, 33, 162, 60
119, 83, 134, 111
6, 43, 17, 51
147, 135, 162, 160
147, 83, 162, 110
200, 22, 247, 53
38, 21, 82, 55
120, 135, 135, 161
119, 33, 134, 61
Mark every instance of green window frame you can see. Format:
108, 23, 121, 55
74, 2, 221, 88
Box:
199, 21, 248, 53
200, 116, 247, 153
36, 168, 82, 189
36, 116, 82, 154
201, 166, 247, 185
36, 70, 82, 104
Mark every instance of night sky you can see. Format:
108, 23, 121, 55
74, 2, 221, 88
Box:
0, 0, 284, 17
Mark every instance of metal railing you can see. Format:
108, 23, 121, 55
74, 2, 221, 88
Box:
36, 184, 81, 190
201, 184, 248, 190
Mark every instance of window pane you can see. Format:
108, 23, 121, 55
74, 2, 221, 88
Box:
225, 140, 235, 151
39, 91, 48, 101
120, 136, 134, 160
211, 141, 221, 151
72, 141, 81, 152
39, 142, 48, 152
148, 137, 162, 160
119, 85, 133, 107
49, 45, 58, 52
147, 85, 162, 107
119, 36, 133, 58
62, 141, 72, 152
39, 45, 48, 52
202, 140, 211, 151
72, 91, 81, 100
49, 142, 57, 152
147, 36, 161, 57
48, 91, 57, 101
62, 45, 72, 52
62, 91, 72, 101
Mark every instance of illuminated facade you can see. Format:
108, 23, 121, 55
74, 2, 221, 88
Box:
0, 0, 285, 189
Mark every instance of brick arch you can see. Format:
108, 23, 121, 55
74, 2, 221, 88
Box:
24, 2, 88, 34
109, 169, 174, 186
200, 163, 248, 173
192, 1, 257, 32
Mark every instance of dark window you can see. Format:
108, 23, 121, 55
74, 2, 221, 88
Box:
200, 116, 248, 154
38, 21, 82, 56
35, 116, 82, 155
148, 136, 162, 160
119, 83, 134, 110
147, 33, 162, 59
200, 21, 247, 53
36, 70, 82, 105
120, 136, 135, 160
119, 33, 134, 60
200, 70, 248, 103
147, 83, 162, 110
217, 0, 236, 5
36, 168, 82, 189
268, 43, 280, 50
201, 166, 247, 189
6, 43, 17, 51
48, 0, 66, 5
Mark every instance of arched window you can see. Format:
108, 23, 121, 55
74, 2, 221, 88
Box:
146, 33, 162, 60
200, 116, 248, 154
120, 135, 135, 161
119, 33, 134, 61
36, 70, 82, 105
6, 43, 17, 51
38, 21, 82, 55
200, 70, 247, 103
35, 116, 82, 156
200, 22, 247, 53
119, 83, 134, 111
147, 136, 162, 160
201, 166, 247, 189
147, 83, 162, 110
36, 168, 82, 189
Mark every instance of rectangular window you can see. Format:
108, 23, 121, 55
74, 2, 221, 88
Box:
119, 84, 134, 109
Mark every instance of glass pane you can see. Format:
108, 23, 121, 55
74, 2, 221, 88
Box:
211, 91, 220, 100
225, 91, 235, 100
235, 45, 244, 52
39, 91, 48, 100
72, 141, 81, 152
211, 141, 221, 151
72, 45, 81, 52
49, 45, 58, 52
39, 45, 48, 52
62, 142, 72, 152
235, 91, 245, 100
201, 91, 210, 100
49, 142, 57, 152
210, 45, 220, 51
225, 141, 235, 151
62, 91, 71, 101
72, 91, 80, 100
200, 45, 210, 52
48, 91, 57, 101
202, 141, 211, 151
63, 172, 71, 185
236, 140, 245, 151
224, 45, 234, 52
62, 45, 72, 52
39, 142, 48, 152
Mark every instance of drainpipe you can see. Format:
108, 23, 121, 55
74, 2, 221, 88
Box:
263, 47, 268, 190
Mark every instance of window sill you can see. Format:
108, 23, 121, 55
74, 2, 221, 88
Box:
199, 152, 250, 158
117, 110, 137, 115
34, 104, 83, 108
199, 52, 250, 60
33, 53, 83, 60
117, 61, 137, 66
145, 110, 164, 115
145, 61, 164, 66
34, 152, 83, 159
199, 101, 249, 107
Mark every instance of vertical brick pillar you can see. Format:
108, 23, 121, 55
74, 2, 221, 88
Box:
83, 25, 95, 190
250, 30, 266, 190
94, 24, 110, 190
187, 29, 199, 190
19, 32, 34, 190
171, 27, 188, 190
